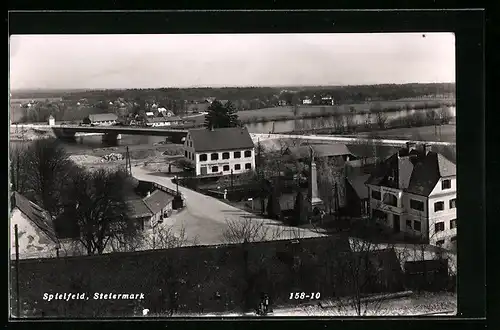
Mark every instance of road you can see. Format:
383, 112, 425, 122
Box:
131, 166, 325, 245
250, 133, 456, 147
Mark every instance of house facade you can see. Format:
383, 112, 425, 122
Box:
365, 143, 457, 249
145, 116, 182, 127
82, 113, 118, 126
184, 127, 256, 176
143, 190, 174, 227
10, 192, 60, 259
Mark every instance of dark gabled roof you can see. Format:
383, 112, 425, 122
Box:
365, 153, 400, 189
88, 113, 118, 122
12, 192, 58, 242
347, 174, 370, 199
188, 127, 255, 152
143, 190, 175, 215
286, 144, 353, 159
436, 153, 456, 177
366, 148, 457, 197
126, 199, 153, 219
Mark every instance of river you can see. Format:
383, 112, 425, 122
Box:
10, 107, 455, 154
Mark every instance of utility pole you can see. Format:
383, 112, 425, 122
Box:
125, 146, 132, 176
14, 224, 20, 317
175, 176, 179, 195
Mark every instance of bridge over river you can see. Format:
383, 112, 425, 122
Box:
11, 124, 456, 147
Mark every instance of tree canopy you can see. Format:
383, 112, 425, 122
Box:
204, 100, 240, 129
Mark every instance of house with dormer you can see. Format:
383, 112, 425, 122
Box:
365, 142, 457, 249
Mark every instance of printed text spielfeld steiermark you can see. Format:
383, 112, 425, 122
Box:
43, 293, 145, 301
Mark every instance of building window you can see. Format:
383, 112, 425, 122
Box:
212, 166, 219, 173
188, 151, 191, 159
184, 150, 188, 157
222, 152, 230, 160
382, 193, 398, 207
234, 151, 241, 158
449, 198, 456, 209
450, 219, 456, 229
436, 240, 445, 246
450, 236, 457, 242
410, 199, 424, 211
371, 190, 381, 200
244, 150, 252, 158
406, 220, 413, 229
434, 201, 444, 212
191, 153, 195, 160
435, 222, 445, 232
442, 179, 451, 190
223, 165, 230, 171
234, 164, 241, 170
199, 154, 207, 161
245, 163, 252, 170
211, 153, 219, 160
414, 221, 421, 232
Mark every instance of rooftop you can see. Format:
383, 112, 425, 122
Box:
11, 192, 58, 243
88, 113, 118, 122
188, 127, 255, 153
126, 199, 153, 219
366, 144, 456, 196
285, 143, 354, 160
347, 173, 371, 200
143, 190, 175, 215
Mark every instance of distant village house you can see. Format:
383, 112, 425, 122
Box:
82, 113, 118, 126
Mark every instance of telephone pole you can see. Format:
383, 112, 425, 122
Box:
14, 224, 20, 317
125, 146, 132, 176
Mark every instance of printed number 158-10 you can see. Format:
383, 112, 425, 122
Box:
289, 292, 321, 300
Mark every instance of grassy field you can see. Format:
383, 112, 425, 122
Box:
236, 99, 455, 122
353, 124, 456, 143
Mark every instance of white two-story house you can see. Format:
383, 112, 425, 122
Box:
184, 127, 256, 176
365, 142, 457, 249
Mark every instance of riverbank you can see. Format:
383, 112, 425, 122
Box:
237, 99, 455, 124
68, 143, 185, 171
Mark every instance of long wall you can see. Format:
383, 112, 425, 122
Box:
11, 236, 404, 317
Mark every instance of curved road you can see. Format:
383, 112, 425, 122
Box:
131, 166, 325, 246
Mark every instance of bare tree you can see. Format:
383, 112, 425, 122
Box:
11, 138, 73, 217
144, 224, 191, 250
344, 114, 356, 133
374, 110, 388, 130
332, 237, 390, 316
64, 168, 140, 255
222, 216, 287, 245
438, 106, 453, 124
316, 157, 345, 215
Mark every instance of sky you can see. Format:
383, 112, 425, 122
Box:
9, 33, 455, 90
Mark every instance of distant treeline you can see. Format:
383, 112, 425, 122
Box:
12, 83, 455, 107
